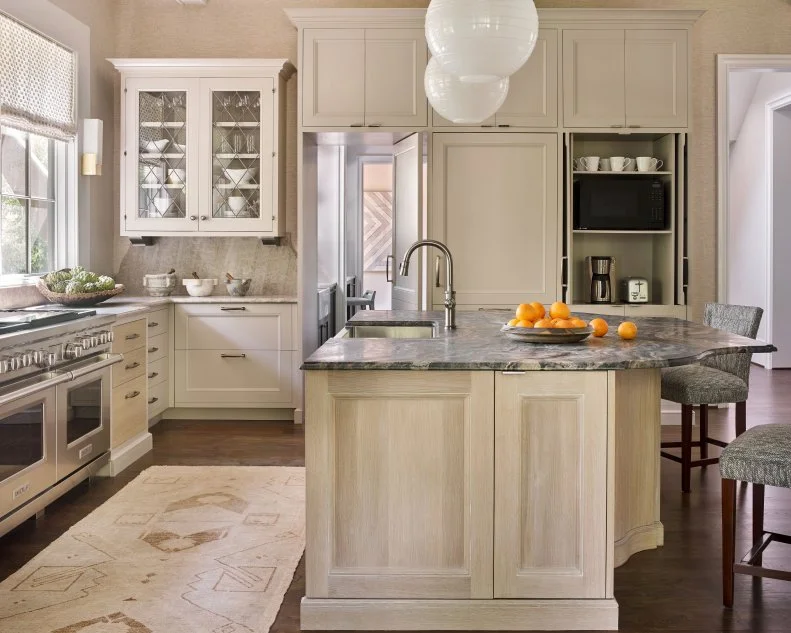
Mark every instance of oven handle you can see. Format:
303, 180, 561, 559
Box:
0, 372, 72, 407
68, 353, 124, 380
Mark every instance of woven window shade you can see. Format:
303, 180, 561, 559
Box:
0, 11, 76, 140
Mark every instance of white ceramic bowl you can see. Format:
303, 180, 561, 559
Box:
166, 168, 186, 185
222, 167, 257, 185
227, 196, 246, 214
140, 165, 164, 184
143, 139, 169, 153
182, 278, 218, 297
143, 273, 177, 297
153, 197, 171, 215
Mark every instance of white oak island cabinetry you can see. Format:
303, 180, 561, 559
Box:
301, 311, 775, 631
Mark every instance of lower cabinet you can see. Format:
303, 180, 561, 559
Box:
110, 316, 148, 448
146, 307, 170, 420
305, 369, 611, 602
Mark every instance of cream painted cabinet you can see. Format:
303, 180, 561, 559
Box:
494, 371, 609, 599
563, 29, 688, 128
305, 370, 495, 599
430, 133, 559, 308
303, 28, 427, 127
433, 29, 559, 128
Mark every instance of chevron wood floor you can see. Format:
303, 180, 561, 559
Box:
2, 367, 791, 632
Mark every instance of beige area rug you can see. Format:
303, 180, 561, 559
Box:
0, 466, 305, 633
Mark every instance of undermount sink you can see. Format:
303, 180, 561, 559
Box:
342, 324, 438, 339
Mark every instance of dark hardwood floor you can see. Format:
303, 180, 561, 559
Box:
2, 368, 791, 632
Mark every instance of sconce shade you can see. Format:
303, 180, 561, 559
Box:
81, 118, 103, 176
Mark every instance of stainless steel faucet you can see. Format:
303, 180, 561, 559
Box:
399, 239, 456, 329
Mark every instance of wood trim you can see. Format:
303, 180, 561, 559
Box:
300, 597, 619, 631
614, 522, 664, 568
108, 58, 295, 79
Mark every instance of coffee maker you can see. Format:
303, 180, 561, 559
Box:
586, 256, 615, 304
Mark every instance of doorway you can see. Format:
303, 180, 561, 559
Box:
360, 158, 394, 310
718, 56, 791, 368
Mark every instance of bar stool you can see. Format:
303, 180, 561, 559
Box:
660, 303, 763, 492
721, 423, 791, 607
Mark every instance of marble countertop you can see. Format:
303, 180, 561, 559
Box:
303, 310, 777, 371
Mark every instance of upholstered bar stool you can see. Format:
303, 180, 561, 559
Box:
660, 304, 763, 492
721, 424, 791, 607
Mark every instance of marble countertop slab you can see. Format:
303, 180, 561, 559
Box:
303, 310, 777, 371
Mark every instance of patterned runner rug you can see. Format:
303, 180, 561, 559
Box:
0, 466, 305, 633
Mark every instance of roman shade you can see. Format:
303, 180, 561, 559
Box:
0, 11, 77, 140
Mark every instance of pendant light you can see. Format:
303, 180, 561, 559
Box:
426, 0, 539, 83
424, 57, 510, 124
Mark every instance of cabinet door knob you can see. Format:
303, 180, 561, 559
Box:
200, 216, 207, 221
190, 215, 197, 221
350, 122, 364, 128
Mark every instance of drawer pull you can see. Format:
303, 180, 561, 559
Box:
125, 361, 141, 370
220, 353, 247, 359
148, 371, 159, 379
148, 347, 159, 353
125, 333, 140, 341
220, 306, 247, 311
125, 390, 141, 399
148, 397, 159, 405
148, 322, 159, 328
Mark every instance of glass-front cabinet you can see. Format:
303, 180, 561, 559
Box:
114, 60, 293, 237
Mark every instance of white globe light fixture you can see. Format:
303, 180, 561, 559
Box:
424, 56, 510, 124
426, 0, 539, 83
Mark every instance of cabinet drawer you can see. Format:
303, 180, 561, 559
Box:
569, 305, 626, 318
148, 380, 169, 418
175, 304, 294, 351
112, 319, 147, 354
174, 349, 292, 405
147, 356, 168, 388
111, 374, 147, 448
146, 308, 169, 338
147, 333, 168, 362
112, 347, 146, 387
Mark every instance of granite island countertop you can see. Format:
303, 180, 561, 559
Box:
303, 310, 776, 371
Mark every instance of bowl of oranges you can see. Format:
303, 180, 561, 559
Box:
501, 301, 637, 344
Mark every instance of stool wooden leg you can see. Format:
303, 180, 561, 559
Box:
753, 483, 765, 566
700, 404, 709, 460
735, 401, 747, 437
682, 404, 693, 493
723, 478, 737, 607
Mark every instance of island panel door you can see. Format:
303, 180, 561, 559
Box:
305, 370, 494, 599
494, 371, 609, 599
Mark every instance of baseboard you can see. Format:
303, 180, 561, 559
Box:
98, 432, 153, 477
294, 408, 303, 424
161, 407, 295, 421
300, 598, 618, 631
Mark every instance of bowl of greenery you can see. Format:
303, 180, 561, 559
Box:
37, 267, 125, 307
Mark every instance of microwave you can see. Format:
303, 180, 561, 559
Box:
574, 177, 666, 230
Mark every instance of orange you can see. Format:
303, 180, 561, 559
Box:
570, 318, 588, 328
589, 317, 609, 337
515, 303, 539, 322
554, 319, 574, 329
507, 317, 520, 327
617, 321, 638, 340
517, 319, 534, 328
549, 301, 570, 320
529, 302, 546, 320
534, 318, 553, 329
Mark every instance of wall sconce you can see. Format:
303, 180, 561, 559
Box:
81, 119, 103, 176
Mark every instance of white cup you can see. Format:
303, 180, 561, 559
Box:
636, 157, 663, 172
624, 158, 636, 172
599, 158, 611, 171
609, 156, 633, 172
575, 156, 600, 172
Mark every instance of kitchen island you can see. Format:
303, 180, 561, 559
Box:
301, 311, 774, 631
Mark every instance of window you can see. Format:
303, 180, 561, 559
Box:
1, 126, 66, 277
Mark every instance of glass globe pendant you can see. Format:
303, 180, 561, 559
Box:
424, 56, 510, 124
426, 0, 539, 83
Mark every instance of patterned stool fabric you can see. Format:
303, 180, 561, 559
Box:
661, 365, 748, 405
720, 424, 791, 488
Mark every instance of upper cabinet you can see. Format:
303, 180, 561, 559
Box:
303, 28, 428, 128
433, 29, 559, 129
110, 59, 294, 238
563, 29, 688, 129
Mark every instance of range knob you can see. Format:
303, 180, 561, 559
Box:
45, 352, 59, 367
0, 358, 10, 373
63, 344, 83, 360
31, 350, 47, 365
79, 336, 92, 350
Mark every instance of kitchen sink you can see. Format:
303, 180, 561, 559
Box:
341, 324, 438, 339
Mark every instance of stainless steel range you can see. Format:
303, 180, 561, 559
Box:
0, 310, 123, 536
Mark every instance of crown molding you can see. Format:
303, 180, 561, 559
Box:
108, 58, 296, 79
284, 8, 705, 29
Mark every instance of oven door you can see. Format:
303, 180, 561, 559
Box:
0, 374, 65, 519
56, 354, 121, 480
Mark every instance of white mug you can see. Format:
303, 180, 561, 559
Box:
624, 158, 636, 172
575, 156, 600, 172
609, 156, 633, 172
636, 157, 663, 172
599, 158, 611, 171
